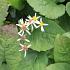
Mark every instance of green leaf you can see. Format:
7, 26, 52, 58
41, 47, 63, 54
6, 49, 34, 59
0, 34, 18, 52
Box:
0, 0, 9, 25
58, 14, 70, 31
19, 50, 48, 70
27, 0, 65, 19
47, 63, 70, 70
66, 2, 70, 16
28, 19, 65, 51
0, 64, 9, 70
57, 0, 65, 2
7, 0, 25, 10
54, 32, 70, 63
64, 32, 70, 38
0, 35, 22, 70
0, 25, 21, 70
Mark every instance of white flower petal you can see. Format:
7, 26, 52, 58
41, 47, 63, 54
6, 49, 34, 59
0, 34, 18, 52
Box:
43, 24, 48, 26
20, 43, 24, 47
28, 15, 32, 19
25, 19, 29, 22
18, 19, 21, 24
20, 18, 24, 24
35, 13, 40, 19
18, 30, 23, 33
35, 20, 40, 24
41, 26, 45, 32
18, 30, 23, 36
26, 27, 29, 30
33, 23, 39, 28
35, 13, 36, 17
40, 18, 42, 22
37, 16, 40, 19
27, 44, 31, 48
17, 38, 21, 41
24, 50, 27, 57
26, 30, 31, 35
16, 24, 21, 27
18, 33, 22, 36
27, 27, 30, 30
18, 20, 20, 24
21, 31, 24, 36
19, 49, 23, 51
25, 39, 30, 42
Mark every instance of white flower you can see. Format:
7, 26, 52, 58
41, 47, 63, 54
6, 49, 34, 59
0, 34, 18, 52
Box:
36, 18, 48, 32
26, 13, 40, 32
19, 44, 31, 57
17, 35, 30, 42
16, 18, 31, 36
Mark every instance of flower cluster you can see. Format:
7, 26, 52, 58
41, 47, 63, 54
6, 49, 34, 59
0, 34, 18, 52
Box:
16, 13, 48, 57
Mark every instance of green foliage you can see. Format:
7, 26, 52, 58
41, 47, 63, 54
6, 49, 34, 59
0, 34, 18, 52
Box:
18, 50, 48, 70
58, 14, 70, 31
0, 34, 21, 70
0, 0, 9, 25
57, 0, 65, 2
0, 0, 70, 70
7, 0, 25, 10
47, 63, 70, 70
54, 32, 70, 63
27, 0, 65, 19
66, 2, 70, 16
28, 19, 65, 51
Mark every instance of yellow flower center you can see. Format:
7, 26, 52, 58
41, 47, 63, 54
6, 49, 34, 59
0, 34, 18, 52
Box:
32, 16, 38, 21
40, 22, 44, 26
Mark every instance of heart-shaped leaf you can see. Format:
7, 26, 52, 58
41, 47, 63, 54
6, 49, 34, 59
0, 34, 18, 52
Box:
28, 19, 65, 51
27, 0, 65, 19
18, 50, 48, 70
47, 63, 70, 70
66, 2, 70, 16
54, 32, 70, 63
